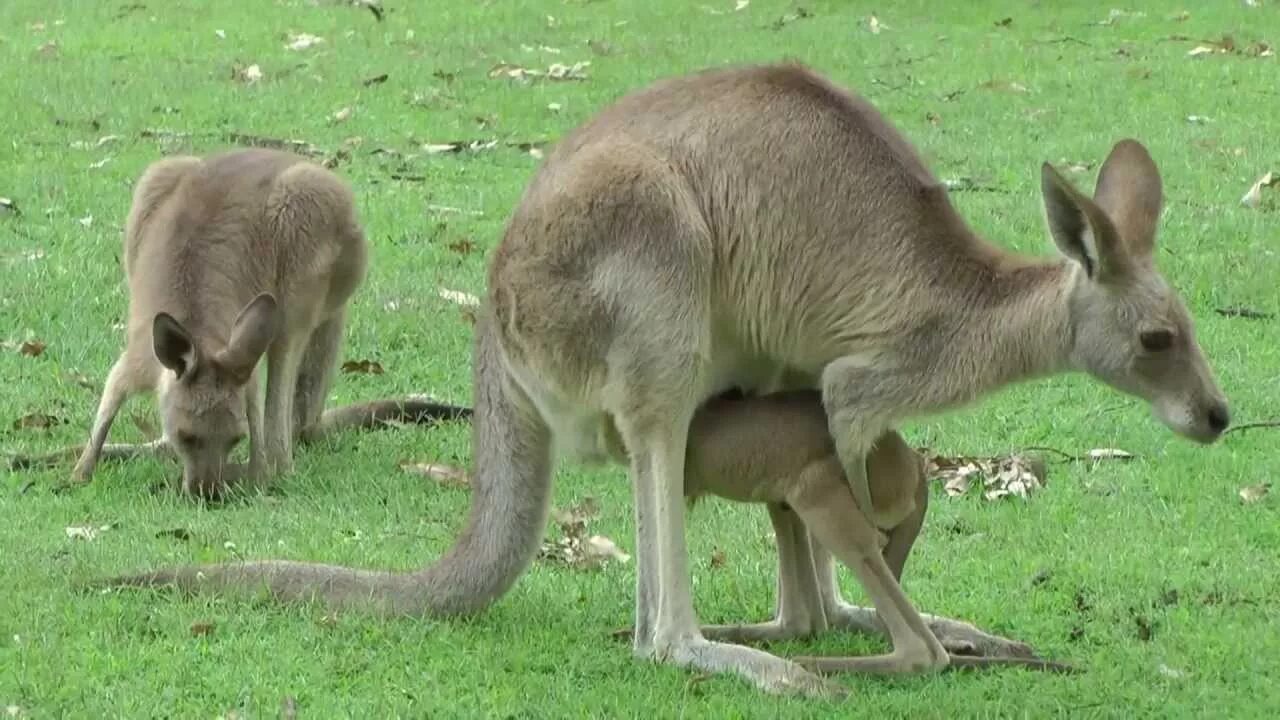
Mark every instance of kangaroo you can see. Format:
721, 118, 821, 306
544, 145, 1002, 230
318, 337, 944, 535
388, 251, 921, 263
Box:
97, 63, 1228, 696
66, 148, 456, 499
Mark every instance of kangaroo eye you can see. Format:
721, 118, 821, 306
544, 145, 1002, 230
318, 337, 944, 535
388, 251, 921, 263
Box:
1140, 329, 1174, 352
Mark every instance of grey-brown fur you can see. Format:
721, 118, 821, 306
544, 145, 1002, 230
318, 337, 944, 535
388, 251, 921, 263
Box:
71, 148, 370, 498
101, 63, 1227, 695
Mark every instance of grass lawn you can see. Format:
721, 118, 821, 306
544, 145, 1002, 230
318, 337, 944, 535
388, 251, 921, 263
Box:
2, 0, 1278, 717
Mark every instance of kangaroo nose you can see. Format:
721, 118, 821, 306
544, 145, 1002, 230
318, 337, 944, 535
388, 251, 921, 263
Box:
1207, 404, 1230, 433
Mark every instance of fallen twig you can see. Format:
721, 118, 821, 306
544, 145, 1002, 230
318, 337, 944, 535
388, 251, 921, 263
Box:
1225, 420, 1280, 435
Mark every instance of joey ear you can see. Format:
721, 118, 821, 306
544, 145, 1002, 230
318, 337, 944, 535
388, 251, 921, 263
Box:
153, 313, 197, 378
1041, 161, 1130, 281
218, 293, 281, 383
1093, 138, 1163, 258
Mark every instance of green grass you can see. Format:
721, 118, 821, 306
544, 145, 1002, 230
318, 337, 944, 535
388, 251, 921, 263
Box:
2, 0, 1278, 717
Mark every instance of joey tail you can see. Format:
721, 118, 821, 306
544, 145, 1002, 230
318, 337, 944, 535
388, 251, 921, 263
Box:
93, 310, 555, 618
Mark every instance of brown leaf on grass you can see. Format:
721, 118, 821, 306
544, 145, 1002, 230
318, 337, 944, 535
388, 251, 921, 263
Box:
17, 340, 45, 357
190, 621, 216, 637
341, 359, 384, 375
867, 14, 885, 34
1241, 171, 1278, 208
770, 7, 813, 30
925, 111, 941, 126
540, 497, 629, 569
709, 548, 727, 569
0, 198, 18, 216
587, 39, 616, 56
224, 133, 323, 157
232, 63, 263, 84
285, 33, 324, 51
923, 451, 1048, 501
36, 41, 59, 57
65, 523, 112, 541
1215, 306, 1274, 320
1238, 483, 1270, 504
1247, 41, 1274, 58
14, 412, 64, 430
488, 61, 590, 82
63, 369, 97, 392
447, 238, 476, 256
398, 460, 470, 488
362, 72, 389, 86
438, 288, 480, 307
331, 106, 353, 124
995, 17, 1013, 28
978, 79, 1029, 93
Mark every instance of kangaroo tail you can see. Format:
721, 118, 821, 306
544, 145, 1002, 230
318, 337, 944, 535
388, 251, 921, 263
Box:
94, 309, 554, 618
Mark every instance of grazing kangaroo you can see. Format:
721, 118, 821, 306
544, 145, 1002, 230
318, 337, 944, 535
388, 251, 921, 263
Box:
98, 64, 1228, 696
66, 148, 465, 498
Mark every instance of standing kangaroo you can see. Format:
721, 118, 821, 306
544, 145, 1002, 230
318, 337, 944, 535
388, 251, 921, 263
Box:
98, 64, 1227, 696
71, 148, 386, 498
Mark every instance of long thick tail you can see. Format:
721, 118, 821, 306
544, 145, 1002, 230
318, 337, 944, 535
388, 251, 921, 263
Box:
94, 310, 555, 618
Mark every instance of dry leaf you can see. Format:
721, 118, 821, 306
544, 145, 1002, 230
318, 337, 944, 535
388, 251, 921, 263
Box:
0, 198, 17, 216
340, 359, 384, 375
285, 33, 324, 51
1186, 115, 1211, 124
1241, 171, 1278, 208
868, 14, 883, 34
362, 73, 389, 86
586, 535, 631, 563
331, 106, 353, 123
18, 340, 45, 357
447, 239, 476, 255
14, 412, 64, 430
234, 63, 263, 84
547, 61, 590, 81
88, 157, 112, 170
399, 460, 470, 487
1238, 483, 1270, 504
438, 288, 480, 307
65, 523, 111, 541
1187, 45, 1217, 57
1086, 448, 1136, 461
735, 0, 750, 10
77, 215, 93, 228
978, 79, 1029, 93
929, 452, 1048, 501
190, 621, 216, 637
215, 29, 226, 39
710, 548, 727, 569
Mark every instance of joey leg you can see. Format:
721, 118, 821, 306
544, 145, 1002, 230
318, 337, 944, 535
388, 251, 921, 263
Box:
700, 504, 829, 643
786, 471, 949, 676
619, 412, 842, 698
881, 470, 927, 582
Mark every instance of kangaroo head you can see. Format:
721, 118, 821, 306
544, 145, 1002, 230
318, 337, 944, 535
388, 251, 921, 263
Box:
152, 293, 281, 498
1041, 139, 1228, 444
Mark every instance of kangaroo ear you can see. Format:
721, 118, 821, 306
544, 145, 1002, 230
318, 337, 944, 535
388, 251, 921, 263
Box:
218, 293, 281, 383
153, 312, 198, 379
1092, 138, 1162, 259
1041, 161, 1131, 282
